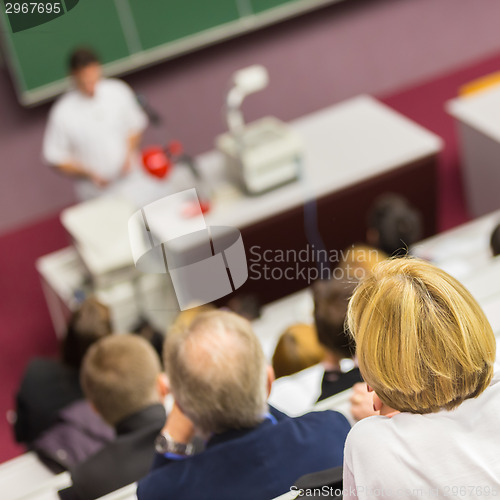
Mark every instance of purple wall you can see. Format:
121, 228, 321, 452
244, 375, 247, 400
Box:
2, 0, 500, 235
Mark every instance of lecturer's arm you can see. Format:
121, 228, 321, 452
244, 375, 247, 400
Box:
52, 161, 109, 188
121, 131, 143, 176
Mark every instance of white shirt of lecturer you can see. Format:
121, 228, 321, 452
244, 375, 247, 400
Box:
43, 77, 148, 201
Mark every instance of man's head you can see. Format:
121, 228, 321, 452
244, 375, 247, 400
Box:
367, 193, 422, 257
68, 47, 102, 97
164, 310, 270, 435
81, 334, 163, 426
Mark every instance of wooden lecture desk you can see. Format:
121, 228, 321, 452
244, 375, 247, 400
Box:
195, 94, 442, 303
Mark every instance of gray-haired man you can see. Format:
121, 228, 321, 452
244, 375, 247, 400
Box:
138, 310, 350, 500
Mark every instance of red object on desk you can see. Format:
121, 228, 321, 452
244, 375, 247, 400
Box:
182, 200, 211, 218
142, 146, 171, 178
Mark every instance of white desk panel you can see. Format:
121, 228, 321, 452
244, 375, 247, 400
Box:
447, 86, 500, 216
447, 86, 500, 142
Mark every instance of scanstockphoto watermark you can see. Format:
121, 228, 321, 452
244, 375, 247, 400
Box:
248, 245, 380, 284
291, 485, 499, 497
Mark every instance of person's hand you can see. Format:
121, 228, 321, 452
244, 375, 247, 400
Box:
89, 172, 110, 188
164, 401, 196, 444
121, 154, 132, 177
350, 382, 379, 421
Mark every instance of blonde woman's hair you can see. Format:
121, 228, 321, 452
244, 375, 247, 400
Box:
164, 310, 268, 435
347, 258, 495, 413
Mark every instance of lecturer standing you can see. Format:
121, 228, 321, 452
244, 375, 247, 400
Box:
43, 48, 149, 201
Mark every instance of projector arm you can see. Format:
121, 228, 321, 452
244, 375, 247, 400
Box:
225, 65, 269, 144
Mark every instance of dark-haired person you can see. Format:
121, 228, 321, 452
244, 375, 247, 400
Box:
269, 277, 363, 416
43, 47, 148, 200
367, 193, 423, 257
269, 246, 385, 415
58, 335, 167, 500
312, 277, 363, 400
490, 223, 500, 257
14, 297, 112, 444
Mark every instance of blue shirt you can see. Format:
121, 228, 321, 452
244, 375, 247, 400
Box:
137, 408, 350, 500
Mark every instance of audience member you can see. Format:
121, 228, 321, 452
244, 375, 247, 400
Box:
272, 323, 325, 379
490, 223, 500, 256
343, 258, 499, 498
58, 334, 167, 500
226, 293, 262, 320
337, 244, 387, 280
167, 304, 216, 337
14, 297, 112, 444
137, 311, 350, 500
33, 399, 114, 473
269, 245, 385, 415
312, 276, 363, 401
367, 193, 423, 256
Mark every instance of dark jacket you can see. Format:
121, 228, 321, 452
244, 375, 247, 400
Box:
33, 399, 114, 472
137, 408, 350, 500
59, 404, 166, 500
15, 358, 83, 444
318, 367, 363, 402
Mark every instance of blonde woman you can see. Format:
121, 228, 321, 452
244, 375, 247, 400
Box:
343, 258, 499, 498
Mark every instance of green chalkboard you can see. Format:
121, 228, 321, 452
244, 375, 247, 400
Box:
2, 0, 130, 92
0, 0, 341, 105
127, 0, 241, 51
